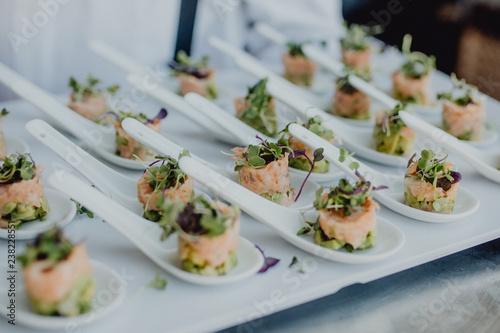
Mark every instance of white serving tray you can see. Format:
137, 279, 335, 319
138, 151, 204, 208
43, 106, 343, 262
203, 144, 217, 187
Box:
0, 68, 499, 333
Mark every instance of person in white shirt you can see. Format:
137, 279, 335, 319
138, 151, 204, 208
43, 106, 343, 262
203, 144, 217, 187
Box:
0, 0, 343, 101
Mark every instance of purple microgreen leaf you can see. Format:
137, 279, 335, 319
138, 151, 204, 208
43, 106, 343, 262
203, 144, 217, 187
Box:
255, 135, 270, 148
372, 185, 388, 191
146, 108, 168, 124
255, 245, 280, 273
99, 111, 120, 122
449, 171, 462, 184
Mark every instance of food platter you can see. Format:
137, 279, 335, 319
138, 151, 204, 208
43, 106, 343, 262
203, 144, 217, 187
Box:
0, 66, 499, 331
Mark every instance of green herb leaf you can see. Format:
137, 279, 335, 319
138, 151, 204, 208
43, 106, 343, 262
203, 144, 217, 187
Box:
147, 270, 167, 290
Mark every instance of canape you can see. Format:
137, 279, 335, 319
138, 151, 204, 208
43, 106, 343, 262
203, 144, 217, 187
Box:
373, 104, 416, 156
231, 139, 295, 206
17, 228, 94, 316
67, 74, 119, 121
169, 51, 218, 99
404, 150, 461, 213
233, 78, 278, 138
0, 108, 9, 159
438, 74, 485, 141
105, 108, 166, 160
312, 175, 382, 252
340, 23, 372, 73
392, 35, 435, 105
332, 74, 372, 120
0, 154, 50, 229
137, 153, 194, 221
281, 116, 337, 173
158, 196, 240, 276
282, 42, 317, 87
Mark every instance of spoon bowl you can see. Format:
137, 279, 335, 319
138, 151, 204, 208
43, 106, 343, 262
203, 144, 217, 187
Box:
0, 188, 77, 240
48, 172, 264, 285
0, 260, 125, 330
288, 123, 481, 223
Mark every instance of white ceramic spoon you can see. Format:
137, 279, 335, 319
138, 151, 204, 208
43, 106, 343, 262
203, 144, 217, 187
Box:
0, 61, 149, 170
26, 119, 142, 212
184, 92, 344, 183
178, 155, 405, 264
26, 119, 209, 216
288, 123, 481, 223
121, 118, 319, 210
48, 172, 263, 286
0, 260, 125, 330
0, 189, 77, 240
233, 68, 409, 167
400, 111, 500, 184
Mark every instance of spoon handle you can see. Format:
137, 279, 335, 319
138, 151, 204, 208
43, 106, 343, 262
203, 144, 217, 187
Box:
255, 22, 288, 46
184, 93, 269, 145
179, 156, 297, 229
89, 40, 145, 74
121, 118, 227, 175
48, 172, 164, 255
26, 119, 134, 197
288, 124, 394, 187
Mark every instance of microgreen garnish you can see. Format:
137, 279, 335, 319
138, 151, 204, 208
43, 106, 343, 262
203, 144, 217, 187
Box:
237, 78, 277, 137
292, 148, 324, 201
288, 256, 308, 274
407, 150, 461, 191
145, 108, 168, 124
169, 50, 210, 78
255, 245, 280, 273
141, 153, 188, 212
0, 108, 9, 118
0, 154, 36, 184
17, 228, 74, 268
336, 71, 372, 94
74, 201, 94, 218
339, 147, 360, 170
281, 116, 334, 142
286, 42, 306, 57
68, 74, 119, 102
437, 73, 480, 106
296, 211, 321, 236
157, 196, 239, 241
233, 138, 286, 172
101, 108, 167, 125
312, 148, 386, 216
377, 103, 407, 136
147, 270, 167, 290
400, 34, 435, 78
340, 23, 381, 51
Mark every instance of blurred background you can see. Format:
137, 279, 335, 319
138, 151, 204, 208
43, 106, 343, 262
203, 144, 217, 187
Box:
1, 0, 499, 101
344, 0, 500, 100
